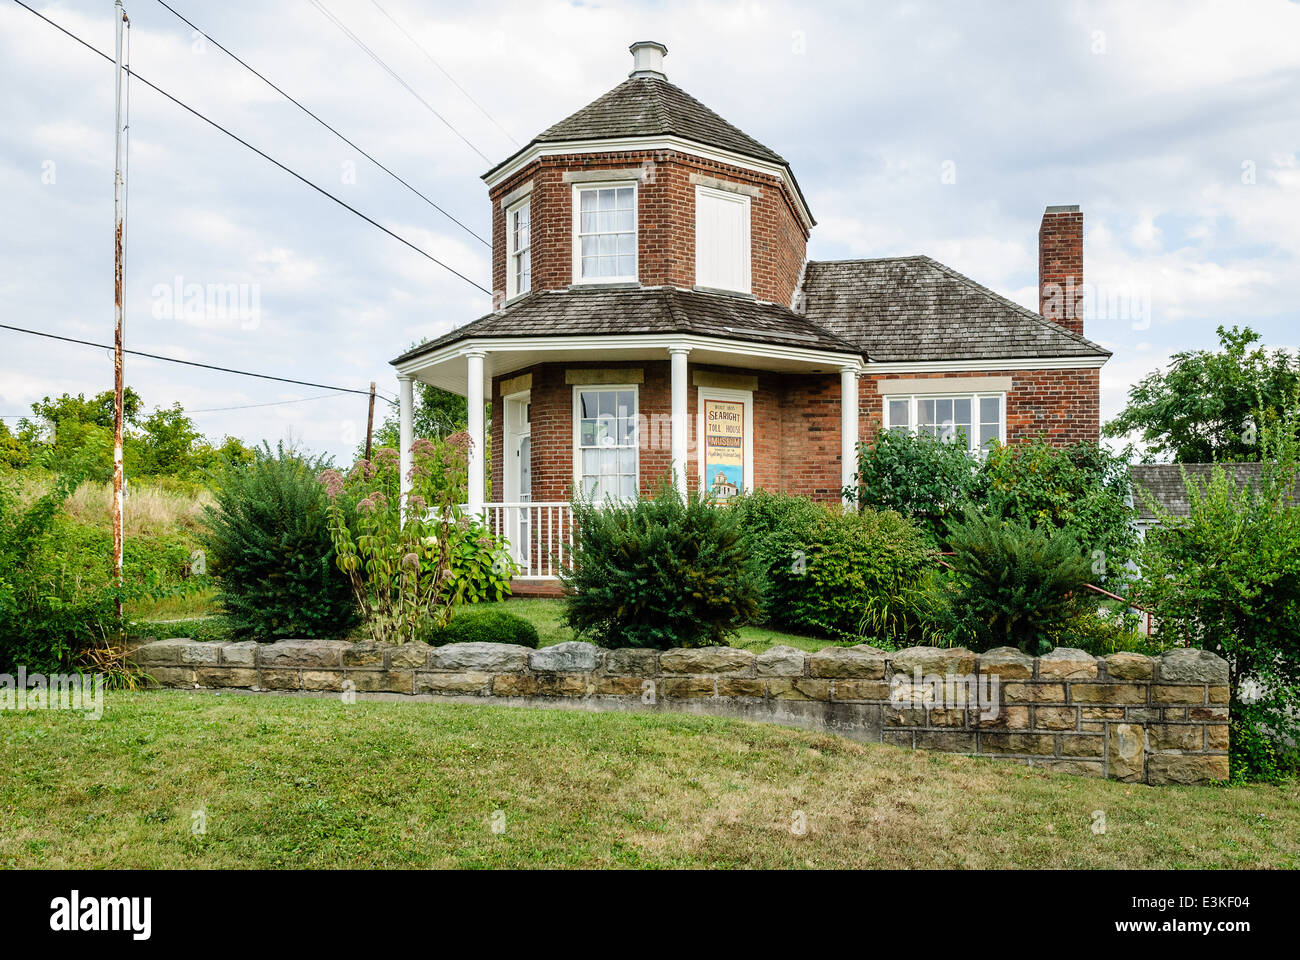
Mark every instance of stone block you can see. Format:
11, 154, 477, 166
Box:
659, 647, 754, 675
754, 645, 807, 677
342, 643, 387, 667
142, 666, 195, 687
302, 670, 345, 692
259, 668, 300, 690
1004, 683, 1066, 704
1107, 723, 1146, 782
914, 731, 976, 753
220, 641, 260, 667
1068, 683, 1147, 704
492, 674, 539, 697
197, 667, 258, 688
1158, 648, 1229, 684
832, 680, 891, 701
132, 639, 191, 666
978, 647, 1035, 680
1153, 685, 1204, 705
604, 648, 658, 676
768, 678, 829, 701
808, 647, 886, 679
1035, 706, 1078, 731
529, 642, 602, 673
1060, 734, 1104, 758
1038, 647, 1098, 680
593, 675, 645, 696
414, 671, 490, 695
1146, 754, 1228, 785
716, 677, 765, 698
890, 646, 976, 678
428, 642, 530, 672
662, 676, 714, 699
979, 732, 1054, 755
258, 639, 349, 668
1103, 652, 1154, 681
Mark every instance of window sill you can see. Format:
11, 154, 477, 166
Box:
693, 285, 755, 299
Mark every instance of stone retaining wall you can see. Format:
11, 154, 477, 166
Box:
131, 638, 1231, 785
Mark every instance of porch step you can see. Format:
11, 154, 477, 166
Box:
509, 579, 565, 599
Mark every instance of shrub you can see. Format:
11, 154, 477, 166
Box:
1136, 411, 1300, 781
975, 439, 1137, 586
200, 443, 358, 641
730, 488, 825, 615
432, 608, 539, 648
0, 475, 129, 674
764, 503, 936, 643
323, 436, 515, 645
854, 429, 979, 543
942, 506, 1092, 655
562, 481, 762, 649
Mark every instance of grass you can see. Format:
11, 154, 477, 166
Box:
479, 597, 842, 654
1, 690, 1296, 869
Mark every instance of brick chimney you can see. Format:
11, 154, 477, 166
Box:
1038, 204, 1084, 336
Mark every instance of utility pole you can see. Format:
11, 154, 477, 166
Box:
364, 381, 377, 461
112, 0, 129, 615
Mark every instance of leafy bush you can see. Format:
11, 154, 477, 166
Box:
323, 436, 515, 645
762, 502, 936, 643
854, 429, 979, 543
432, 607, 539, 648
1136, 412, 1300, 781
730, 488, 826, 613
200, 443, 358, 641
562, 482, 762, 649
941, 506, 1092, 655
975, 439, 1137, 585
0, 475, 128, 674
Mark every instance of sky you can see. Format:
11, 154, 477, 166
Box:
2, 0, 1297, 462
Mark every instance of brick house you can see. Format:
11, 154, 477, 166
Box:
391, 41, 1110, 586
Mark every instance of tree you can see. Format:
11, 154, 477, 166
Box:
1104, 325, 1300, 462
367, 381, 470, 457
1135, 410, 1300, 781
853, 428, 979, 543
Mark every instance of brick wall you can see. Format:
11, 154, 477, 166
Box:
135, 639, 1232, 786
1038, 206, 1085, 337
489, 151, 809, 306
858, 368, 1101, 448
490, 361, 845, 504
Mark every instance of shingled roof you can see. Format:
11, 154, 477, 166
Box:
798, 256, 1112, 363
392, 286, 862, 365
1129, 463, 1268, 520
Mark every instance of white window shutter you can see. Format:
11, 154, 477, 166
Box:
695, 188, 751, 293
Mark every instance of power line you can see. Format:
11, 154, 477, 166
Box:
190, 393, 345, 413
308, 0, 491, 163
11, 0, 491, 296
0, 322, 397, 405
367, 0, 519, 147
153, 0, 489, 248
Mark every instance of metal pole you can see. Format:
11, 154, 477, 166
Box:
112, 0, 127, 615
364, 380, 376, 461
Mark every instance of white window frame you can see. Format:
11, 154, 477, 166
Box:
694, 184, 752, 294
505, 196, 531, 301
697, 386, 754, 497
572, 383, 640, 502
882, 392, 1007, 455
571, 181, 639, 285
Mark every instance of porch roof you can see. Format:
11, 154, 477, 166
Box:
391, 285, 864, 367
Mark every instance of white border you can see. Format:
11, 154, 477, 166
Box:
697, 385, 754, 496
571, 180, 639, 285
572, 383, 640, 500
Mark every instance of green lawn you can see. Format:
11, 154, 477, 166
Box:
2, 690, 1296, 869
481, 597, 841, 653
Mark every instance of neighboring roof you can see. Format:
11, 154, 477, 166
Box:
1129, 462, 1266, 520
391, 287, 863, 365
798, 256, 1112, 363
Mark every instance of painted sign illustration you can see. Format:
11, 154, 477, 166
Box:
704, 399, 744, 498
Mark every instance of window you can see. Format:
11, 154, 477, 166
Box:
506, 199, 530, 299
695, 186, 751, 293
574, 386, 638, 501
884, 393, 1005, 454
573, 183, 637, 282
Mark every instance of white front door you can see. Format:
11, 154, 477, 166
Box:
503, 391, 531, 568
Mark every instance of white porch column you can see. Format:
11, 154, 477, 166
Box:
466, 350, 486, 516
669, 346, 690, 497
398, 375, 414, 519
840, 366, 859, 506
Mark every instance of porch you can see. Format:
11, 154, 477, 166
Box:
393, 323, 865, 581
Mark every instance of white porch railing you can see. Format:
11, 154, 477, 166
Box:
476, 502, 573, 580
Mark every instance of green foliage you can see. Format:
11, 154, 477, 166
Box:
1104, 325, 1300, 462
976, 438, 1138, 584
200, 443, 359, 641
738, 490, 936, 643
854, 428, 979, 542
942, 506, 1092, 655
11, 388, 254, 483
1229, 707, 1299, 785
323, 437, 514, 645
563, 481, 762, 649
0, 475, 129, 673
1045, 607, 1167, 658
1136, 410, 1300, 781
431, 607, 540, 648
